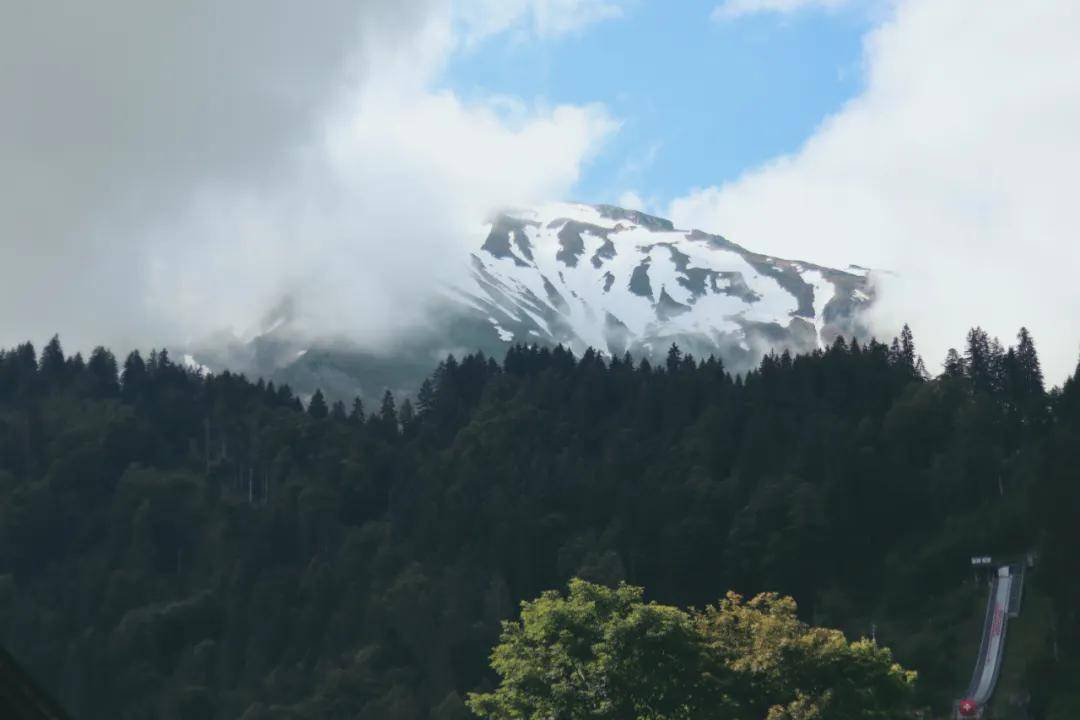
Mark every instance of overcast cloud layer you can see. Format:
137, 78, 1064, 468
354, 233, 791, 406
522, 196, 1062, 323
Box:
677, 0, 1080, 382
0, 1, 618, 353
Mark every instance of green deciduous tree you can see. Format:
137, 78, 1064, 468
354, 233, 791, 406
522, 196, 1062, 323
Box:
468, 579, 915, 720
469, 579, 706, 720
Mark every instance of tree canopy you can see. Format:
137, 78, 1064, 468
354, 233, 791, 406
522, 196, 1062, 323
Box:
468, 579, 915, 720
0, 325, 1077, 718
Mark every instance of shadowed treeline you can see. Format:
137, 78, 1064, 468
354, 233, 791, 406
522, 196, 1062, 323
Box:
0, 327, 1077, 718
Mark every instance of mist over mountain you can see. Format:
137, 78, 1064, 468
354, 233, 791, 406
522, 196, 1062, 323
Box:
0, 1, 616, 361
184, 203, 878, 400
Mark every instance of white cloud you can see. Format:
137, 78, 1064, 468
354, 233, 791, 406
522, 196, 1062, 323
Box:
674, 0, 1080, 383
617, 191, 647, 211
459, 0, 626, 44
615, 190, 663, 216
152, 94, 614, 346
0, 1, 617, 354
711, 0, 853, 21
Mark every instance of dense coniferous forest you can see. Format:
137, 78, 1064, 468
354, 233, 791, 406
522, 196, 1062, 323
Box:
0, 327, 1078, 718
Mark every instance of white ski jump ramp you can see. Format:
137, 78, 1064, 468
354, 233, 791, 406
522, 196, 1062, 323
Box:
957, 565, 1017, 717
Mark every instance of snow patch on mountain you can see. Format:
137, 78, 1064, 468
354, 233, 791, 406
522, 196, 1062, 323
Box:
456, 203, 874, 365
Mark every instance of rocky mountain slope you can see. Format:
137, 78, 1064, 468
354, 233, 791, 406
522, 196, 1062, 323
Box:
457, 203, 873, 369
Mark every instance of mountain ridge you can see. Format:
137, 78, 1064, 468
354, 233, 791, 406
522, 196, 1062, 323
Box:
454, 202, 874, 369
187, 203, 878, 400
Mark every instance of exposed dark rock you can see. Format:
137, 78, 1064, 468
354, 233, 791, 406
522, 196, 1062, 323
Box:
741, 256, 815, 319
553, 220, 616, 268
595, 204, 675, 232
542, 275, 570, 315
556, 223, 586, 267
603, 272, 615, 293
590, 236, 617, 268
628, 260, 653, 300
713, 272, 760, 303
655, 287, 691, 321
482, 216, 537, 267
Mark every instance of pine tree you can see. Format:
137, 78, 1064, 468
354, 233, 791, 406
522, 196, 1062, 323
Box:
666, 344, 682, 374
915, 356, 928, 379
308, 389, 329, 419
277, 384, 295, 404
416, 379, 435, 416
87, 347, 119, 396
379, 390, 399, 439
899, 323, 917, 374
1016, 327, 1045, 398
6, 342, 38, 394
39, 334, 65, 383
399, 399, 416, 438
1002, 347, 1021, 403
965, 327, 994, 393
14, 342, 37, 370
943, 348, 966, 378
989, 338, 1007, 394
122, 350, 147, 400
349, 397, 365, 425
330, 400, 347, 422
1059, 355, 1080, 424
66, 352, 85, 376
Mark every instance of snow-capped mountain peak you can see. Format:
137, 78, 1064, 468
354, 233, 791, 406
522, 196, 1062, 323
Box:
454, 203, 873, 369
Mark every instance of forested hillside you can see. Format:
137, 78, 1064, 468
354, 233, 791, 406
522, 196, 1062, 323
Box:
0, 328, 1077, 718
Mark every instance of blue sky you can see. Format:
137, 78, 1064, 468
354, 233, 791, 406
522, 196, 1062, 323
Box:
445, 1, 873, 207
